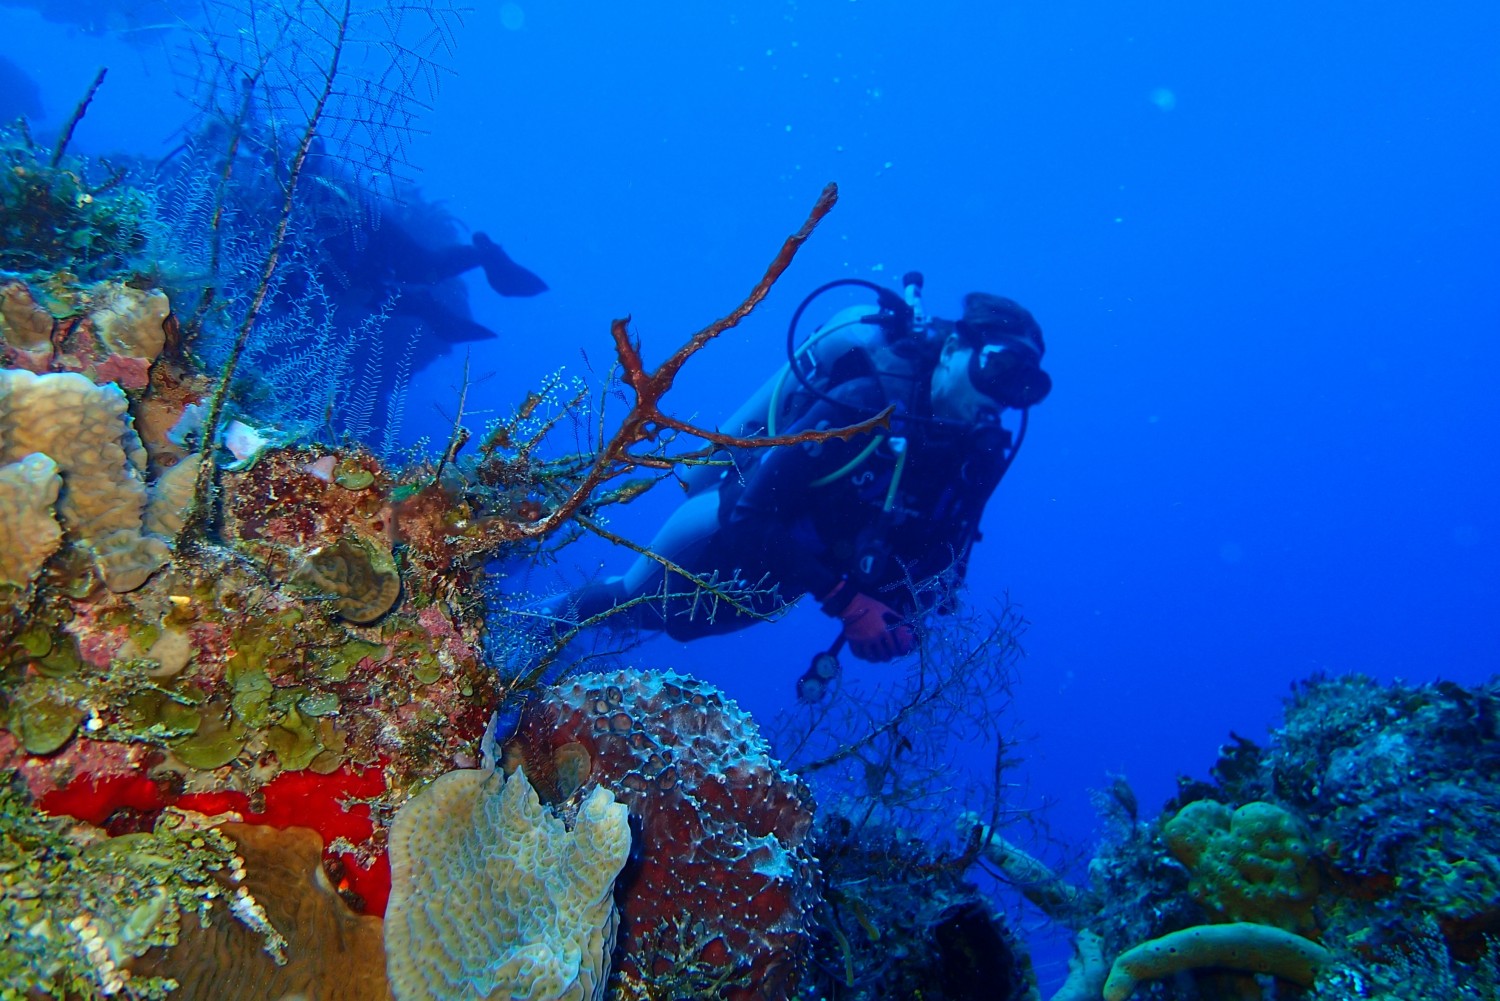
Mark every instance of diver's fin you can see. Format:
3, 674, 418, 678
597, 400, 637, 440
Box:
473, 232, 548, 297
391, 287, 498, 344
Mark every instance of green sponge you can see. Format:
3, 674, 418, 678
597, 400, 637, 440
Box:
1164, 799, 1319, 933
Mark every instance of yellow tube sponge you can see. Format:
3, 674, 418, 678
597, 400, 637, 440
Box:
385, 765, 632, 1001
1103, 922, 1333, 1001
0, 453, 63, 589
0, 369, 169, 591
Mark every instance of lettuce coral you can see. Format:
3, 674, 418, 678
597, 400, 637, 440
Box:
384, 764, 631, 1001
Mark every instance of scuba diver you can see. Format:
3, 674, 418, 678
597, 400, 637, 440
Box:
152, 110, 546, 431
551, 273, 1051, 693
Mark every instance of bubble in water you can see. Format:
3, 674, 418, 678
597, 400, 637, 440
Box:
500, 3, 525, 30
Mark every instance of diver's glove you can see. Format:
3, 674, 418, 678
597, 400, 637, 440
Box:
820, 580, 916, 662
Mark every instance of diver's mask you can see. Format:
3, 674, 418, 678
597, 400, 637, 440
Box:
964, 333, 1053, 409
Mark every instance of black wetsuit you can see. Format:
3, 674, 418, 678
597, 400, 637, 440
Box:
717, 373, 1010, 623
564, 361, 1011, 640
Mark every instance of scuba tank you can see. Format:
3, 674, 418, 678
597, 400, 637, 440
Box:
680, 273, 937, 497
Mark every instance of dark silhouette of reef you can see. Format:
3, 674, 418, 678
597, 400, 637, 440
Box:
0, 54, 42, 124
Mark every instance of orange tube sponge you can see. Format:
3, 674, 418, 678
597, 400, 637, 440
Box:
1103, 922, 1333, 1001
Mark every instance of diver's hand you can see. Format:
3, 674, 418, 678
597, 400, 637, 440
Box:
834, 591, 916, 662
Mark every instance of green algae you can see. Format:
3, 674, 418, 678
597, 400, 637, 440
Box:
413, 650, 443, 686
6, 679, 84, 754
298, 690, 340, 717
169, 707, 246, 771
312, 639, 385, 682
225, 607, 304, 683
229, 667, 276, 729
120, 691, 202, 739
8, 623, 83, 678
334, 463, 376, 490
308, 749, 346, 774
265, 706, 323, 771
0, 774, 265, 999
15, 626, 52, 659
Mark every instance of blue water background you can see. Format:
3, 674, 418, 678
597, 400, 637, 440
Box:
7, 0, 1498, 988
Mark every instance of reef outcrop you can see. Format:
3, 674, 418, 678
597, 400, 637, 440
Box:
1062, 674, 1500, 1000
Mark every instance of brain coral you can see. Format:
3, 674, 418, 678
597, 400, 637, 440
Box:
129, 823, 388, 1001
384, 764, 631, 1001
502, 669, 820, 1001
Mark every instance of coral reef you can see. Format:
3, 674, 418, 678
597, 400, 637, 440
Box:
500, 670, 820, 1000
1073, 674, 1500, 1000
0, 129, 150, 280
0, 273, 502, 921
385, 764, 631, 1001
1, 67, 1013, 1001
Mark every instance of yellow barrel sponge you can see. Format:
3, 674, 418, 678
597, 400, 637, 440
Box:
385, 765, 632, 1001
0, 453, 63, 589
1103, 922, 1332, 1001
1163, 799, 1318, 932
0, 369, 169, 591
